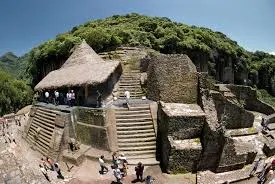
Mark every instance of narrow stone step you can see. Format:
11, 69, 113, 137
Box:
115, 106, 149, 111
34, 114, 55, 126
117, 132, 155, 139
116, 114, 151, 119
117, 124, 154, 130
119, 145, 156, 151
115, 110, 150, 115
118, 141, 156, 147
117, 129, 154, 134
118, 88, 143, 92
116, 118, 152, 123
118, 136, 156, 143
122, 149, 156, 156
119, 83, 141, 86
116, 121, 153, 127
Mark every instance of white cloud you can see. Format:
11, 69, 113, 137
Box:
269, 51, 275, 55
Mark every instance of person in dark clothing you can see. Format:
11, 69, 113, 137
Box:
250, 158, 262, 177
135, 162, 144, 181
54, 163, 64, 179
96, 90, 102, 108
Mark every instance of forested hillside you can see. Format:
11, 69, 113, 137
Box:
0, 70, 33, 116
0, 52, 32, 115
26, 13, 275, 96
0, 52, 29, 80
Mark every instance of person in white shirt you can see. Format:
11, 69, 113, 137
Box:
113, 164, 122, 183
71, 90, 75, 106
54, 90, 59, 105
124, 91, 130, 110
45, 91, 49, 104
99, 155, 109, 174
66, 90, 72, 107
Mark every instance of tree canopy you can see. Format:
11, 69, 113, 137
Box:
25, 13, 275, 95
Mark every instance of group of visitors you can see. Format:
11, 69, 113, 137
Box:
39, 157, 64, 182
43, 89, 75, 107
249, 157, 275, 183
99, 152, 154, 184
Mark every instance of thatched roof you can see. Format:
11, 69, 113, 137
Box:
35, 40, 121, 90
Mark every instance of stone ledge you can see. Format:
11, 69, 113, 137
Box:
62, 145, 91, 166
161, 103, 205, 117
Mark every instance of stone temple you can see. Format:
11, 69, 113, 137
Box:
23, 40, 275, 182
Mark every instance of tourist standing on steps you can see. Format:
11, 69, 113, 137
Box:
39, 164, 50, 182
124, 90, 130, 110
54, 90, 59, 106
45, 91, 49, 104
99, 155, 109, 174
135, 162, 144, 182
54, 163, 64, 179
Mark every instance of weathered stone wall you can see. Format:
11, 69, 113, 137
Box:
226, 84, 275, 115
147, 54, 198, 103
157, 102, 205, 173
212, 92, 254, 129
216, 136, 257, 173
169, 138, 202, 173
74, 107, 117, 151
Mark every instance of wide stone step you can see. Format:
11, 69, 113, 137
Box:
117, 124, 154, 130
118, 141, 156, 147
115, 110, 150, 115
119, 83, 141, 86
118, 137, 156, 143
122, 149, 156, 156
37, 107, 59, 115
34, 113, 56, 126
35, 111, 56, 122
116, 121, 153, 127
117, 132, 155, 139
116, 117, 152, 123
118, 89, 143, 93
128, 158, 159, 166
117, 129, 154, 134
36, 109, 57, 119
115, 106, 149, 111
115, 113, 152, 119
119, 145, 156, 151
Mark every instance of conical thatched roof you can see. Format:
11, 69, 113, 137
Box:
35, 40, 121, 90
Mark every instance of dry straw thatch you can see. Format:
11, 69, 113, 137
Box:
35, 40, 121, 90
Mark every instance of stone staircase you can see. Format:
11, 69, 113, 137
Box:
115, 103, 158, 165
26, 107, 58, 155
117, 70, 144, 99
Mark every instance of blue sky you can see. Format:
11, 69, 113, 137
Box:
0, 0, 274, 56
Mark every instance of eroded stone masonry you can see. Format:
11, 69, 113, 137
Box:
21, 42, 275, 182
